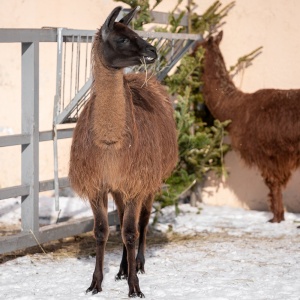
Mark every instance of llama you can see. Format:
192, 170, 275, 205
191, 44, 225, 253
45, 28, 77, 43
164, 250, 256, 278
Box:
69, 6, 178, 298
194, 31, 300, 223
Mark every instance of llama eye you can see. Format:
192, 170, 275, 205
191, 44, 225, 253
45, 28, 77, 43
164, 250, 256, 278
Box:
117, 37, 129, 44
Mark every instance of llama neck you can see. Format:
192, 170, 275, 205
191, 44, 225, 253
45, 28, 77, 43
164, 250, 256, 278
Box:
203, 49, 240, 121
91, 41, 129, 148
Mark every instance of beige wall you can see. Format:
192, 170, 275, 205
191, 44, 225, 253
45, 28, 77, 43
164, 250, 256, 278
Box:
0, 0, 299, 212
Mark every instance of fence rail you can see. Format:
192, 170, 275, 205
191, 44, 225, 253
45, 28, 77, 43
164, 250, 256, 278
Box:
0, 19, 202, 254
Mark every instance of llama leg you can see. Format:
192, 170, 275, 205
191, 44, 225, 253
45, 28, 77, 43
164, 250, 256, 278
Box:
264, 178, 285, 223
136, 194, 154, 274
122, 200, 144, 298
86, 191, 109, 294
115, 244, 128, 280
112, 191, 128, 281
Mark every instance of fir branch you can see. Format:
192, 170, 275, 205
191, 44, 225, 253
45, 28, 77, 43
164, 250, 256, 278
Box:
229, 46, 263, 76
190, 1, 235, 35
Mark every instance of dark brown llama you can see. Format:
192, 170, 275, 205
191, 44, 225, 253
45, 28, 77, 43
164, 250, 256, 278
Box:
194, 31, 300, 223
69, 7, 178, 298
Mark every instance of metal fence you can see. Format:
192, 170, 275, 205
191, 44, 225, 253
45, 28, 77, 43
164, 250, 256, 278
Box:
0, 23, 201, 255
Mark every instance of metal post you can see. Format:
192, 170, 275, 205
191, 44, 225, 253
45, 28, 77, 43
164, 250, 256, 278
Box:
53, 28, 63, 211
21, 41, 40, 234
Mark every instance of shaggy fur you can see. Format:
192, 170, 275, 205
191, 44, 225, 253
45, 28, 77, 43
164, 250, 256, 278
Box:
69, 7, 178, 298
194, 31, 300, 223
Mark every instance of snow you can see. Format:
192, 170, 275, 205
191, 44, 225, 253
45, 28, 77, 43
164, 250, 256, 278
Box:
1, 197, 300, 299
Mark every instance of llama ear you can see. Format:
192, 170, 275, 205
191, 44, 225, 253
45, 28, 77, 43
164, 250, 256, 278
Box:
119, 6, 140, 25
101, 6, 123, 40
207, 35, 214, 44
215, 31, 223, 45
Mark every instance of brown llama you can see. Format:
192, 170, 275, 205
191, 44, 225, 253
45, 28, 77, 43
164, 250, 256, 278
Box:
194, 31, 300, 223
68, 6, 178, 298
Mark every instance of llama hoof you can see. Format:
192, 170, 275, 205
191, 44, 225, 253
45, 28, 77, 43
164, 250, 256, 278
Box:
86, 274, 103, 294
86, 286, 102, 295
136, 255, 145, 274
268, 216, 285, 223
129, 291, 145, 298
136, 263, 145, 274
115, 274, 128, 281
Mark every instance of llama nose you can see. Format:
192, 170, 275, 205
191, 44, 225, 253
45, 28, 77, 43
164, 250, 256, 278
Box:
146, 45, 157, 59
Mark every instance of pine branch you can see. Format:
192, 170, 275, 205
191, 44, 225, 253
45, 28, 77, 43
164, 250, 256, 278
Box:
190, 1, 235, 35
229, 46, 263, 76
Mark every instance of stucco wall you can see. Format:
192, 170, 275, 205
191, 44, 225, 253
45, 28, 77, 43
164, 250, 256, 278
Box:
0, 0, 299, 212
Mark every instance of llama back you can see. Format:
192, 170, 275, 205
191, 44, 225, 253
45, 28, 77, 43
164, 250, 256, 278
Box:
230, 88, 300, 172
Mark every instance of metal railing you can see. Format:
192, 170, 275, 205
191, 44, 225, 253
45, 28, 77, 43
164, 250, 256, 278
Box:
53, 29, 201, 125
0, 20, 202, 254
0, 29, 117, 254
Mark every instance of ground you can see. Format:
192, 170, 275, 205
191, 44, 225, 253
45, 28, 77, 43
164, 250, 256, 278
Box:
0, 197, 300, 299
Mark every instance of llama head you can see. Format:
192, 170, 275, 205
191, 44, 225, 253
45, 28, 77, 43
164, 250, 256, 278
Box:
201, 31, 223, 51
192, 31, 223, 61
193, 31, 224, 70
98, 6, 157, 69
